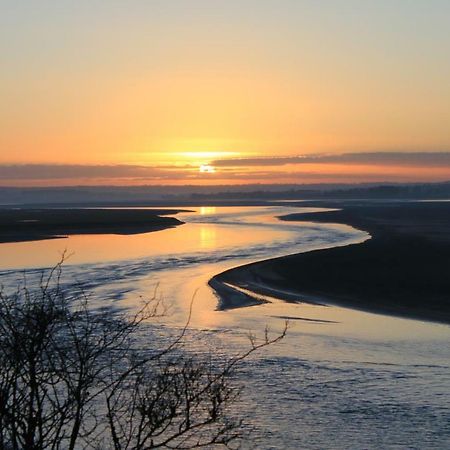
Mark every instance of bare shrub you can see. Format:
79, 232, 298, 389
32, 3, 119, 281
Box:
0, 262, 286, 449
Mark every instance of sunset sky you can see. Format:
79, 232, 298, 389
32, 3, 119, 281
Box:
1, 1, 449, 186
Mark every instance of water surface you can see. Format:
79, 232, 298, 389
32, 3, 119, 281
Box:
1, 205, 449, 449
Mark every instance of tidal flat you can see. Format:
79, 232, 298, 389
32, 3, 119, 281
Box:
0, 208, 186, 243
212, 201, 450, 324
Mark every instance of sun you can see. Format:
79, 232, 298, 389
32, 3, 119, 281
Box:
199, 164, 216, 173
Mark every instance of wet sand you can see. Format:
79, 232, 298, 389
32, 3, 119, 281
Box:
211, 201, 450, 324
0, 208, 186, 243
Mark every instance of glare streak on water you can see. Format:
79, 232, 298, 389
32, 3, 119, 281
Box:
0, 205, 449, 449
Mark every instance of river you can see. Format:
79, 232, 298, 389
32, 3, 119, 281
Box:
1, 205, 449, 449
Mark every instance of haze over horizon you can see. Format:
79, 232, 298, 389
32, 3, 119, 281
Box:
1, 1, 450, 186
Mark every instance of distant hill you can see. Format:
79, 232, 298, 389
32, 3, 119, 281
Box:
1, 181, 449, 206
190, 181, 450, 201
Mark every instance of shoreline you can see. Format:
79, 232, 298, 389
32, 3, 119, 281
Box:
0, 208, 187, 243
210, 201, 450, 325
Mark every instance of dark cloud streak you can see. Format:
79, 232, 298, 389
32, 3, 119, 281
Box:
212, 152, 450, 167
1, 152, 449, 185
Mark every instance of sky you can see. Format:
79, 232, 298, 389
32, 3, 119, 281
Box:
1, 0, 450, 186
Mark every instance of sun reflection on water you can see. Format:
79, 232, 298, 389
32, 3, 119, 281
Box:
199, 206, 217, 215
199, 225, 217, 249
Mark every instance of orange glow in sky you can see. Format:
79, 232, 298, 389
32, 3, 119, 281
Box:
1, 2, 449, 186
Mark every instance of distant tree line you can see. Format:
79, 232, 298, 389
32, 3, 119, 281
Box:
189, 181, 450, 201
1, 180, 450, 206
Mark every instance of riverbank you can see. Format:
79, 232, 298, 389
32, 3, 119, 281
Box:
0, 208, 186, 243
211, 201, 450, 324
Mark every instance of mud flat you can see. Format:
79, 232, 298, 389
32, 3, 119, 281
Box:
211, 201, 450, 324
0, 208, 186, 243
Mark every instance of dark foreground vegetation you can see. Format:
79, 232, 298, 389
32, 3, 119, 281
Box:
0, 209, 185, 243
215, 201, 450, 324
0, 262, 285, 449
